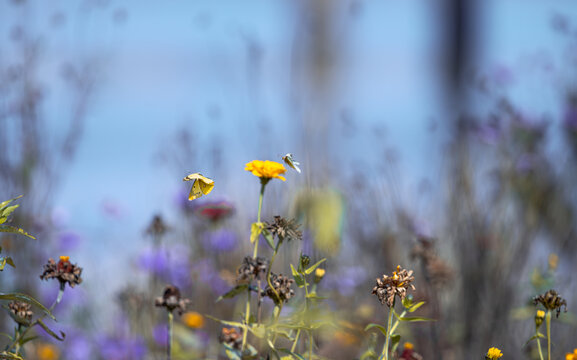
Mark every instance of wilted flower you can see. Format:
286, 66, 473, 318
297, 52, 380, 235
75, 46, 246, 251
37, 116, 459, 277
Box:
219, 327, 242, 350
410, 237, 453, 289
8, 301, 33, 325
245, 160, 286, 183
372, 265, 415, 307
146, 214, 168, 237
236, 256, 268, 284
266, 216, 302, 242
263, 273, 294, 305
400, 342, 423, 360
485, 347, 503, 359
40, 256, 83, 288
533, 289, 568, 317
155, 285, 190, 315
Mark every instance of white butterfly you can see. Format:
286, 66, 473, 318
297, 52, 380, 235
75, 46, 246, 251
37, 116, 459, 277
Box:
281, 153, 301, 173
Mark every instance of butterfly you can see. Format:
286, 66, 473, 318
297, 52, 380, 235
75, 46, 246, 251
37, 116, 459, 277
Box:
183, 173, 214, 200
281, 153, 301, 173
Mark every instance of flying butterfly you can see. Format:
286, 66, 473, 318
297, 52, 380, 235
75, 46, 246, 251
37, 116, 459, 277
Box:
281, 153, 302, 173
183, 173, 214, 200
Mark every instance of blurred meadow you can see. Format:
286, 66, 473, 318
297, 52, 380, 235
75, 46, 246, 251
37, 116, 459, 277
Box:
1, 1, 577, 359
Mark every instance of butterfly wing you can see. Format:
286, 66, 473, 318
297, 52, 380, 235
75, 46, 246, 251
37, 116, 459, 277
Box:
282, 154, 301, 173
184, 173, 215, 200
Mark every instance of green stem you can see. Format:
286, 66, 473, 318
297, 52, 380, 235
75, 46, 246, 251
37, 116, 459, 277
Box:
290, 329, 302, 353
379, 306, 395, 360
536, 336, 544, 360
546, 310, 552, 360
167, 311, 173, 360
266, 241, 282, 304
241, 290, 251, 351
13, 324, 22, 355
253, 182, 266, 259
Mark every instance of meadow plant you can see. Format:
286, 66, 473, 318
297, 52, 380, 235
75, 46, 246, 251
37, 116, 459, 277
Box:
1, 196, 78, 359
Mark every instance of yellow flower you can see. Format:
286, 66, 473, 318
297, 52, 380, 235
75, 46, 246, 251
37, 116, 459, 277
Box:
182, 311, 204, 328
315, 268, 326, 279
245, 160, 286, 181
404, 342, 414, 350
37, 343, 60, 360
486, 347, 503, 359
59, 256, 70, 262
548, 253, 558, 270
566, 348, 577, 360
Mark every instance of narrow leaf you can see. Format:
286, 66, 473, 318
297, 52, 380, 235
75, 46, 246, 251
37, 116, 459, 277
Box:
364, 323, 388, 337
397, 316, 435, 322
390, 334, 401, 353
261, 228, 275, 250
36, 319, 66, 341
216, 284, 249, 302
0, 351, 24, 360
0, 205, 19, 219
408, 301, 426, 313
0, 226, 36, 240
304, 258, 326, 275
205, 315, 245, 329
0, 195, 23, 210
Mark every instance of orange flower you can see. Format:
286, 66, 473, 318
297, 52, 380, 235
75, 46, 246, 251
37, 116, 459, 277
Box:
245, 160, 286, 181
182, 311, 204, 328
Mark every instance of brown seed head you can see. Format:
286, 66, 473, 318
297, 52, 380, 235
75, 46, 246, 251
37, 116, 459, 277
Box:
533, 289, 567, 317
155, 285, 190, 315
236, 256, 269, 284
263, 273, 295, 305
266, 216, 302, 242
39, 257, 83, 288
8, 301, 33, 325
372, 265, 416, 307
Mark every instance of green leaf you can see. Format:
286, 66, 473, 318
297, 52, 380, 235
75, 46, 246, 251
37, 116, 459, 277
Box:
0, 195, 23, 210
390, 334, 401, 353
261, 228, 275, 250
396, 315, 435, 322
4, 257, 15, 268
205, 315, 245, 329
407, 301, 426, 313
0, 226, 36, 240
0, 205, 19, 220
248, 324, 266, 339
523, 332, 546, 346
305, 292, 328, 301
364, 323, 388, 337
36, 319, 66, 341
0, 293, 54, 320
290, 264, 305, 287
216, 284, 249, 302
304, 258, 326, 275
250, 222, 264, 244
0, 351, 24, 360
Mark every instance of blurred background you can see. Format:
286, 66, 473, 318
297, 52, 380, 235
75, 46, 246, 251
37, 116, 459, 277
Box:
1, 0, 577, 359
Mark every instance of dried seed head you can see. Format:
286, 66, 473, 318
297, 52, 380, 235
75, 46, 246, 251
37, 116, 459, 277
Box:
263, 273, 295, 305
155, 285, 190, 315
219, 327, 243, 350
8, 301, 33, 325
266, 216, 302, 242
372, 265, 416, 307
39, 257, 83, 288
146, 214, 168, 237
236, 256, 268, 284
533, 289, 567, 317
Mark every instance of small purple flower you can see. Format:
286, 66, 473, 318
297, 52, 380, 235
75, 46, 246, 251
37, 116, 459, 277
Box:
563, 106, 577, 132
138, 248, 169, 276
203, 229, 237, 252
152, 324, 168, 346
98, 334, 147, 360
57, 230, 83, 252
192, 258, 229, 294
62, 329, 93, 360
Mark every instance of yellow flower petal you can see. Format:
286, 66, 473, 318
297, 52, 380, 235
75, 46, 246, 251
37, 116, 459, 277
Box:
245, 160, 287, 181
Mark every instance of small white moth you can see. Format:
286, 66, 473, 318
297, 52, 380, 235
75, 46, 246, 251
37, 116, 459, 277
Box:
281, 153, 301, 173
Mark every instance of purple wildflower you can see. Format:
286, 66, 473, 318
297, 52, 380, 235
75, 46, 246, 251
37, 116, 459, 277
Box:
98, 334, 147, 360
152, 324, 168, 346
202, 229, 237, 252
57, 230, 83, 252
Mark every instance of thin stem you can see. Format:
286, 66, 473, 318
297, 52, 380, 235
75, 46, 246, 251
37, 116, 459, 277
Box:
253, 182, 266, 259
167, 311, 173, 360
536, 336, 544, 360
49, 283, 66, 312
241, 290, 251, 351
290, 329, 302, 353
379, 306, 395, 360
266, 241, 282, 304
13, 324, 22, 355
545, 310, 552, 360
